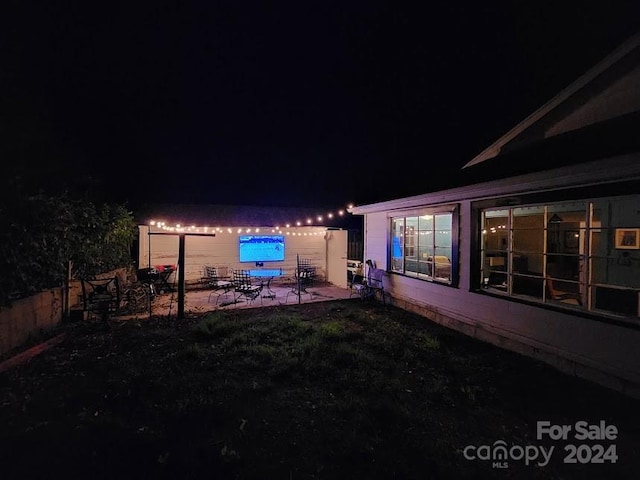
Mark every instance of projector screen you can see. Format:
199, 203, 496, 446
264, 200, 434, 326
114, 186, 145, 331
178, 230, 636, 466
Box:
239, 235, 285, 262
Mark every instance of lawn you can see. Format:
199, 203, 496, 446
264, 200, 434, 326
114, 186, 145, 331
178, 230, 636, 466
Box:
1, 300, 639, 479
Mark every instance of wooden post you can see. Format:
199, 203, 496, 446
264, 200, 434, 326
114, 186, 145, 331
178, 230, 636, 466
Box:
296, 253, 301, 304
178, 233, 186, 320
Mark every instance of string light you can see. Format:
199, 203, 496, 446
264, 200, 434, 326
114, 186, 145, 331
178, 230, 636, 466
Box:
147, 203, 357, 235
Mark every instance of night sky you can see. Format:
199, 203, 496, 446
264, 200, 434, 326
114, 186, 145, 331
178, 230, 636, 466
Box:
3, 1, 639, 211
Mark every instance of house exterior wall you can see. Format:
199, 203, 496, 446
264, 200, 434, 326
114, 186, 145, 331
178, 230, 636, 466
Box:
362, 213, 388, 268
355, 157, 640, 398
138, 226, 331, 286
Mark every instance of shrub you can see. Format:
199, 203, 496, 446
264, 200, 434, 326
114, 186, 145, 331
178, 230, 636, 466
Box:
0, 192, 136, 306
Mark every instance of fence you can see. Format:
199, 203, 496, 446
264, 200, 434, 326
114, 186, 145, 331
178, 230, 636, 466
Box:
0, 267, 131, 357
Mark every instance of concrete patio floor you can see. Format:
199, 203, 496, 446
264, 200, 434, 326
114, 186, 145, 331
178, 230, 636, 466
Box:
136, 281, 355, 319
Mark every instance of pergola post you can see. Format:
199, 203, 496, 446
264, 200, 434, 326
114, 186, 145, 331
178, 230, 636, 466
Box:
177, 233, 186, 320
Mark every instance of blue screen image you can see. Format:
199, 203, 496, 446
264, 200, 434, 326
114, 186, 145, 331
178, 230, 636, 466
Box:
392, 237, 402, 257
239, 235, 285, 262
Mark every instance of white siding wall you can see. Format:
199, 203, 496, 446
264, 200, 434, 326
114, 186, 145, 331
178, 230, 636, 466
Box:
138, 226, 330, 285
362, 212, 389, 269
362, 201, 640, 398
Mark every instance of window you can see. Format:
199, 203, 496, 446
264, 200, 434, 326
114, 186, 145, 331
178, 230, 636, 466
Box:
478, 194, 640, 321
390, 208, 457, 285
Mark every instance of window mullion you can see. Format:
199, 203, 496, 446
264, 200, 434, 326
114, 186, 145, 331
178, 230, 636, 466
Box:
507, 208, 513, 295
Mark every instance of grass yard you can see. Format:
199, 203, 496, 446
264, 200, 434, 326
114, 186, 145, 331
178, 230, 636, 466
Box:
1, 300, 639, 479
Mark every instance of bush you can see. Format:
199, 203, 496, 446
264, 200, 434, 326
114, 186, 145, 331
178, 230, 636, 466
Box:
0, 192, 136, 306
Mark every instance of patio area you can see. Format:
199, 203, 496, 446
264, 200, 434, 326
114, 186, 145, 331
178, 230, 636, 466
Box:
123, 280, 356, 320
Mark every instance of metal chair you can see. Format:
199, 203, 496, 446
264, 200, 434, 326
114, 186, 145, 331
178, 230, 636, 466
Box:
203, 265, 234, 304
81, 277, 121, 324
364, 267, 385, 304
350, 260, 385, 304
286, 256, 316, 303
232, 270, 263, 305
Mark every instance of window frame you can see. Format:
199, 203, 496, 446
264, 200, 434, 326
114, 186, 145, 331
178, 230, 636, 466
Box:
389, 204, 459, 287
472, 186, 640, 328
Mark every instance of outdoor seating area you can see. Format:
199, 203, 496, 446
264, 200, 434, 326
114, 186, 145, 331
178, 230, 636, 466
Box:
78, 257, 384, 322
141, 280, 354, 318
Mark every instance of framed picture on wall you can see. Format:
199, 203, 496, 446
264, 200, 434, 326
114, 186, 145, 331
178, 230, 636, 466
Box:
615, 228, 640, 249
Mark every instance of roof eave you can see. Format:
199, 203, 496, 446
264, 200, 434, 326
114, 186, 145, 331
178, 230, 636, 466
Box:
463, 32, 640, 168
350, 153, 640, 214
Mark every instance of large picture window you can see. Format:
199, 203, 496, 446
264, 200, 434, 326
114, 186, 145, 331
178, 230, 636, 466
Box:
391, 208, 457, 285
479, 194, 640, 321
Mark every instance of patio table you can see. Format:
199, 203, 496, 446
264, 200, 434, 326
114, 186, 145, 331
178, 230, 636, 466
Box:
153, 264, 177, 293
249, 269, 283, 299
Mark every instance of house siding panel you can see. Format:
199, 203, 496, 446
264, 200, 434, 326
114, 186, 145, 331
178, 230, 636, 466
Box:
363, 212, 389, 268
353, 37, 640, 396
359, 169, 640, 397
384, 279, 640, 397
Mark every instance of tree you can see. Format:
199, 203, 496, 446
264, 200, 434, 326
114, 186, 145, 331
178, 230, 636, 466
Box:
0, 191, 137, 306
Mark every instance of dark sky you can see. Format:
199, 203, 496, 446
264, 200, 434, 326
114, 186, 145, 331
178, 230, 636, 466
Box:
3, 1, 639, 210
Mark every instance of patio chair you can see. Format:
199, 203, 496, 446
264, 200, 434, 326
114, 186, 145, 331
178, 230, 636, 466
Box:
81, 277, 121, 324
203, 265, 234, 304
350, 260, 385, 304
350, 259, 372, 298
232, 269, 263, 305
365, 267, 385, 304
285, 264, 316, 303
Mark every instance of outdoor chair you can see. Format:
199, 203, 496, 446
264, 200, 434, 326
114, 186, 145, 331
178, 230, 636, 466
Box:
350, 272, 367, 299
232, 270, 263, 305
285, 256, 316, 303
203, 265, 234, 304
285, 266, 316, 303
350, 260, 385, 304
350, 259, 373, 299
81, 277, 121, 324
